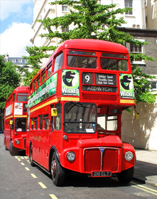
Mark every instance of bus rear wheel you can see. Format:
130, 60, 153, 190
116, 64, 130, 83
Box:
51, 152, 65, 186
118, 167, 134, 184
9, 140, 18, 156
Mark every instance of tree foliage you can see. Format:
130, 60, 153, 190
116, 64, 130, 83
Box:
0, 55, 21, 109
24, 0, 156, 104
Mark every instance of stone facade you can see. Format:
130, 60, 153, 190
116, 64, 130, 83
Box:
120, 28, 157, 150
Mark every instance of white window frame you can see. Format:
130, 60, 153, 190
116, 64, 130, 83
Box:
62, 4, 68, 12
130, 39, 145, 65
125, 0, 133, 15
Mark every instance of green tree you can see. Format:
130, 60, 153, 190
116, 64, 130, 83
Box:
0, 55, 20, 109
25, 0, 155, 104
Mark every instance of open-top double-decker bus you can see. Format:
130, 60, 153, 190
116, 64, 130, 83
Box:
26, 39, 136, 186
4, 86, 29, 156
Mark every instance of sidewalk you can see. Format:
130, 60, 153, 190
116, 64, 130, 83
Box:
133, 149, 157, 187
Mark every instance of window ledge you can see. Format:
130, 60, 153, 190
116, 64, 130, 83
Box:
125, 14, 135, 18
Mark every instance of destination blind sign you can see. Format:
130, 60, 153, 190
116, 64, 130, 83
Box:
95, 73, 116, 86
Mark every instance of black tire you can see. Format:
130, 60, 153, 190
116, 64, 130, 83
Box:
29, 145, 35, 166
118, 166, 134, 184
9, 140, 19, 156
51, 152, 65, 186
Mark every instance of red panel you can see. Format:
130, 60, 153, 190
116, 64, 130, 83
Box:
82, 93, 117, 101
84, 149, 101, 172
103, 149, 118, 172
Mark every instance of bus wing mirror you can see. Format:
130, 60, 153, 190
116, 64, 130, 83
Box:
10, 120, 13, 125
51, 108, 57, 116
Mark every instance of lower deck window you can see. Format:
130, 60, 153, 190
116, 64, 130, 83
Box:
97, 115, 118, 132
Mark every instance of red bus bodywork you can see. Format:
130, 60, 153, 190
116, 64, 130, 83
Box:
4, 86, 29, 155
26, 39, 136, 185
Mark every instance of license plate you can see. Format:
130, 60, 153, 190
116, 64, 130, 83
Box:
92, 171, 111, 177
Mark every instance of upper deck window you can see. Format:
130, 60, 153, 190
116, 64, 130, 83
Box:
17, 93, 28, 102
47, 61, 52, 77
68, 51, 96, 69
101, 53, 128, 71
54, 53, 63, 72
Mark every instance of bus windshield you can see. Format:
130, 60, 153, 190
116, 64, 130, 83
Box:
64, 102, 96, 133
17, 93, 28, 102
15, 118, 26, 132
67, 51, 97, 68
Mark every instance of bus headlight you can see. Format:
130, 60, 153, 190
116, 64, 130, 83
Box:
16, 140, 20, 145
66, 152, 76, 162
125, 151, 133, 161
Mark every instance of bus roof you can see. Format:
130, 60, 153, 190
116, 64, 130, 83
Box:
6, 86, 29, 102
31, 39, 129, 84
56, 39, 128, 54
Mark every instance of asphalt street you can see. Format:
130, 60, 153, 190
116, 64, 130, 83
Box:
0, 134, 157, 199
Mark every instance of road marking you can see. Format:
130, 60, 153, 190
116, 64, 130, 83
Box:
132, 182, 157, 196
38, 182, 47, 189
25, 156, 28, 159
31, 173, 37, 178
27, 160, 30, 164
25, 167, 30, 171
49, 194, 58, 199
21, 157, 24, 159
21, 162, 25, 166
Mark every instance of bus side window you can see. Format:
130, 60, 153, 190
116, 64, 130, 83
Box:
43, 114, 49, 130
33, 80, 36, 91
41, 70, 46, 83
34, 117, 37, 129
39, 115, 43, 129
54, 104, 62, 130
13, 94, 15, 102
31, 118, 34, 130
54, 53, 63, 72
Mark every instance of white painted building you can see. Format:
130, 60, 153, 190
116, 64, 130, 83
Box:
32, 0, 155, 48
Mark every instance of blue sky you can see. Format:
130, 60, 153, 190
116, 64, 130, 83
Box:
0, 0, 33, 56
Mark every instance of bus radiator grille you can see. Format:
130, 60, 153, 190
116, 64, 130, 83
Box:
84, 148, 118, 172
102, 149, 118, 171
82, 93, 117, 101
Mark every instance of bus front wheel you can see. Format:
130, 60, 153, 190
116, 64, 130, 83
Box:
118, 167, 134, 184
29, 145, 35, 166
9, 140, 18, 156
51, 152, 65, 186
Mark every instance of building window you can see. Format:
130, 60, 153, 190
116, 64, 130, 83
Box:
144, 0, 147, 7
12, 59, 16, 63
125, 0, 133, 15
130, 42, 143, 62
18, 59, 23, 63
62, 27, 69, 32
151, 82, 157, 91
62, 5, 68, 11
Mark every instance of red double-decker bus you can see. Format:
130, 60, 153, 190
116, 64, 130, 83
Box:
26, 39, 136, 186
4, 86, 29, 156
